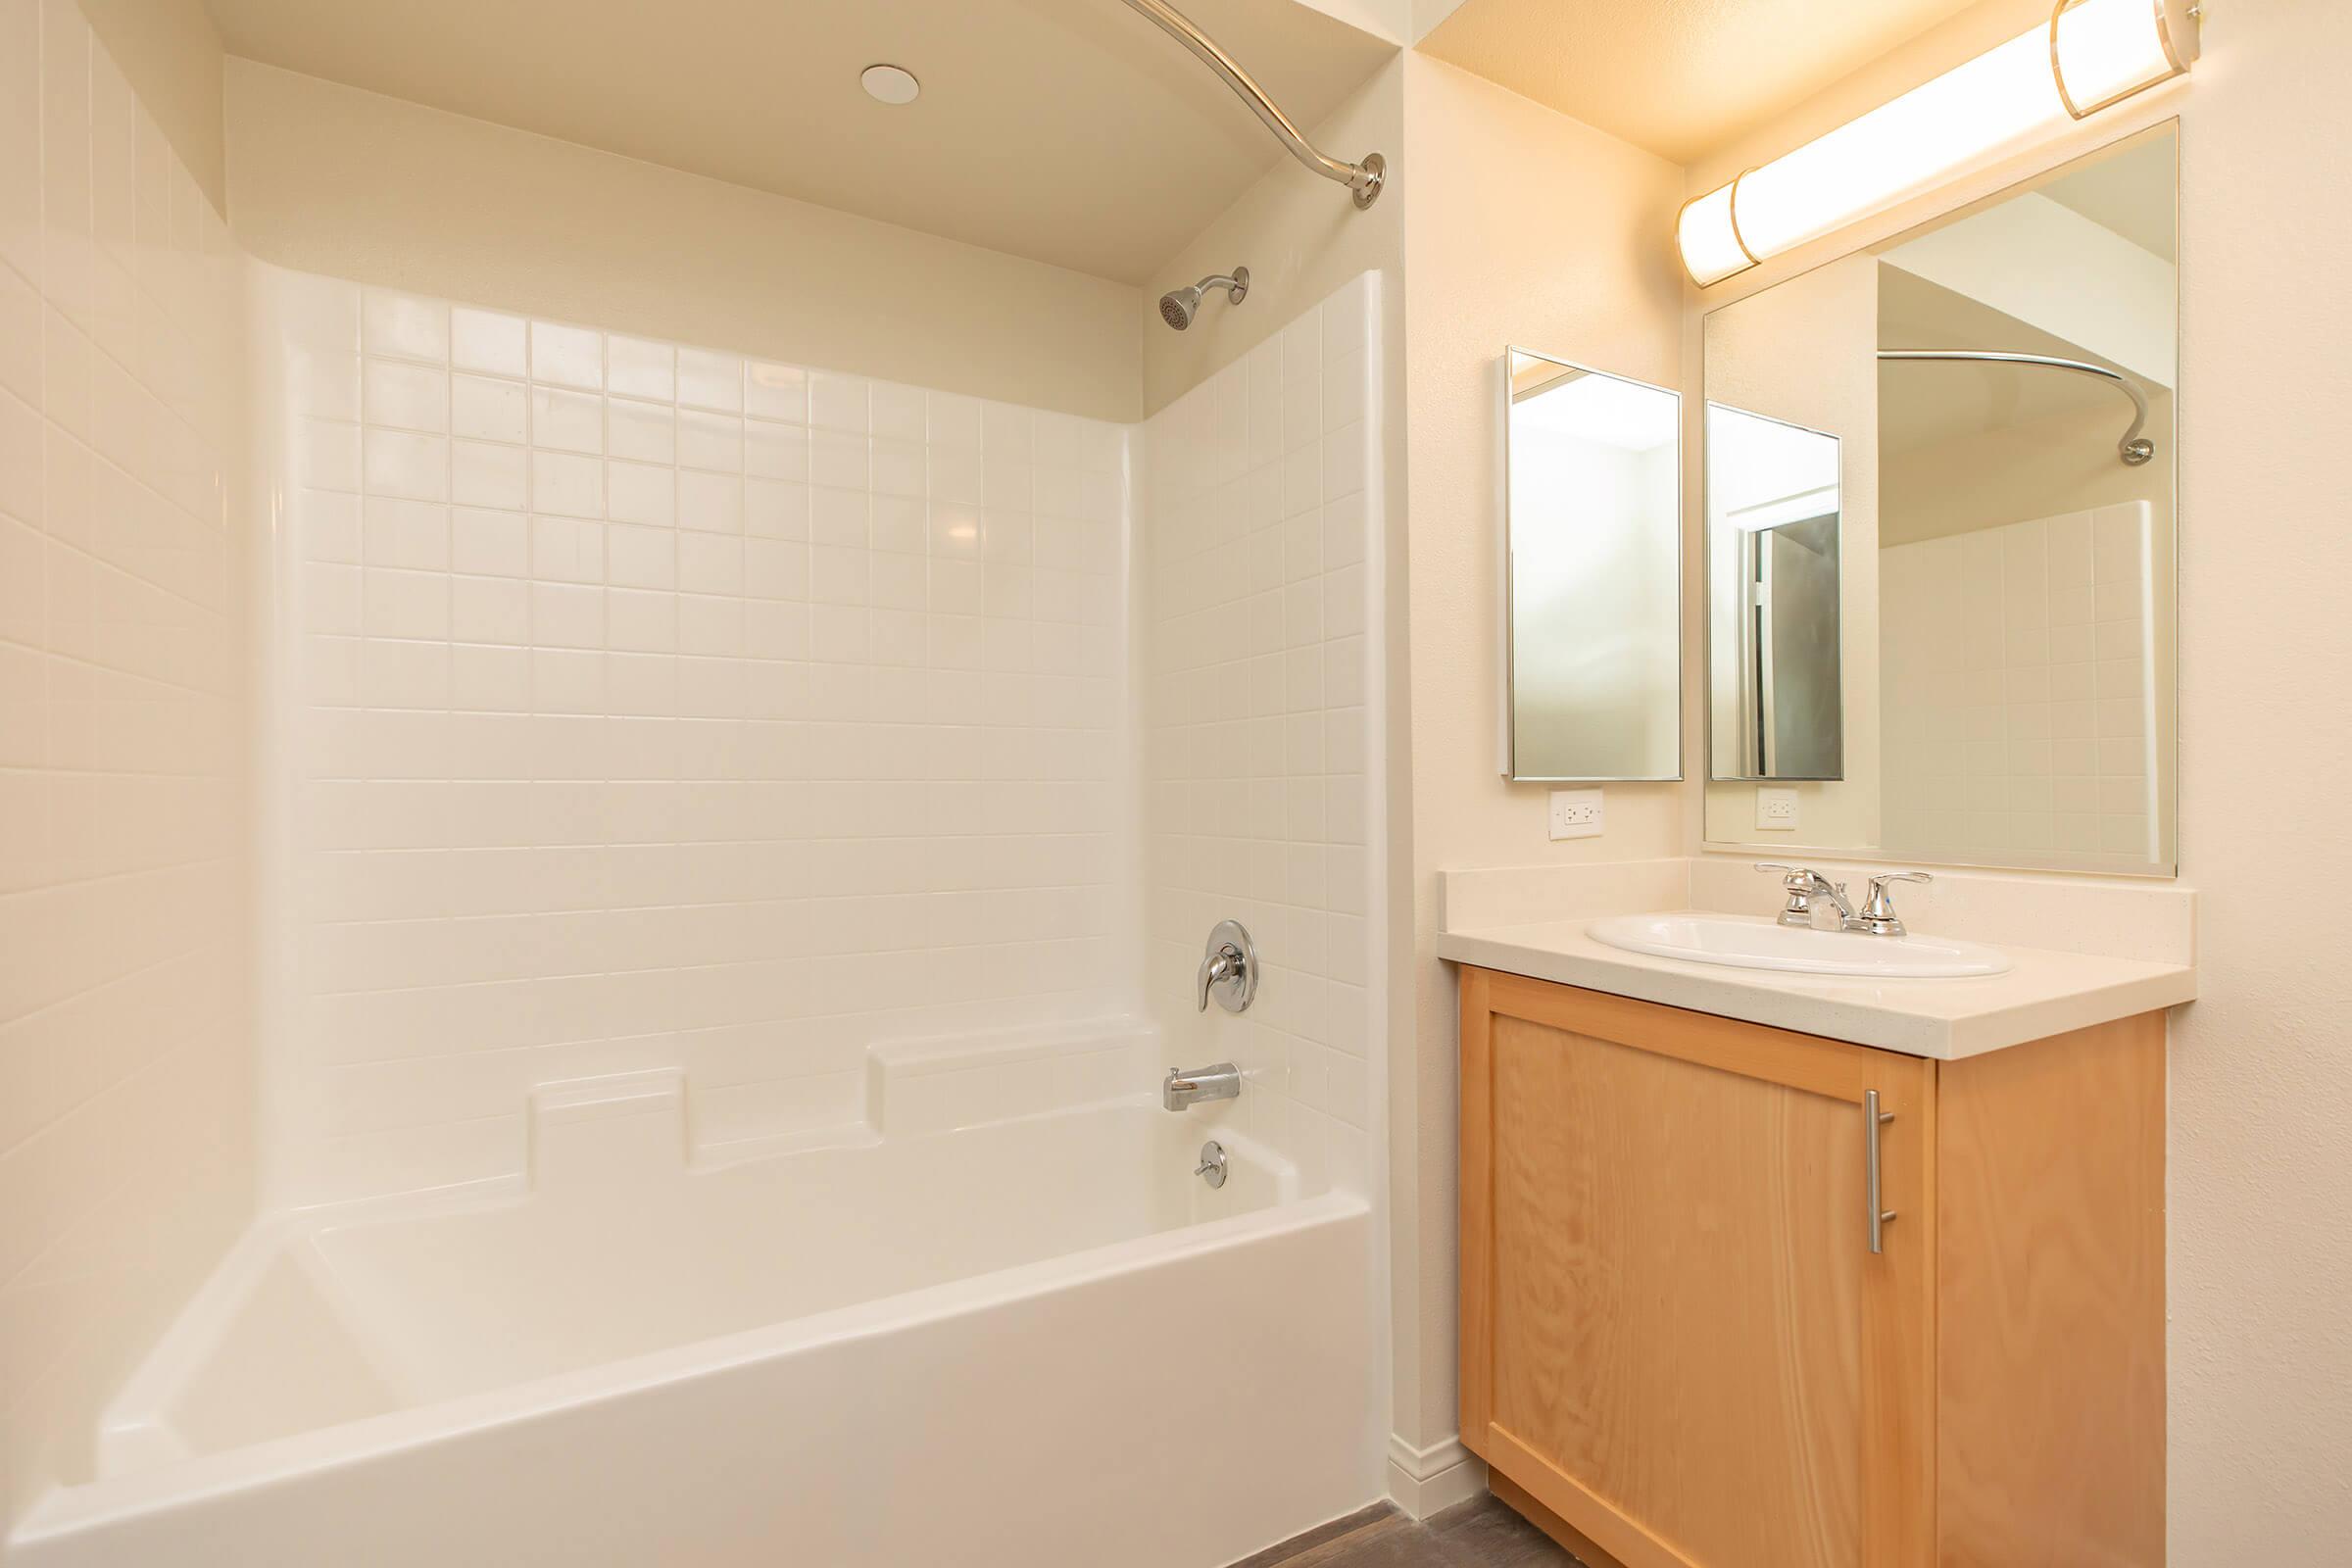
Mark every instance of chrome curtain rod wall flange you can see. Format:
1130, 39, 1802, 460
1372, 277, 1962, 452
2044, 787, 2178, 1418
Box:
1877, 349, 2158, 466
1115, 0, 1386, 208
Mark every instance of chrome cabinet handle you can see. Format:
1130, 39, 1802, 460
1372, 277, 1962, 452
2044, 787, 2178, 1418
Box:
1865, 1089, 1896, 1254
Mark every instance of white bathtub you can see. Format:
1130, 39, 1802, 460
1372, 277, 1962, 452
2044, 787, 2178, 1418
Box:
7, 1097, 1381, 1567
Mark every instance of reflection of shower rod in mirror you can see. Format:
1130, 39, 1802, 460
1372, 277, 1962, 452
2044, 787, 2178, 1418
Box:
1877, 350, 2156, 466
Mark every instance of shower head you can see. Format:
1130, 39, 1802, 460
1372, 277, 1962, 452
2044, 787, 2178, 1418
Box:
1157, 267, 1250, 331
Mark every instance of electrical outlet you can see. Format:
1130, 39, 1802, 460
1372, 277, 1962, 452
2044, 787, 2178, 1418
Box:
1755, 787, 1799, 831
1549, 788, 1603, 841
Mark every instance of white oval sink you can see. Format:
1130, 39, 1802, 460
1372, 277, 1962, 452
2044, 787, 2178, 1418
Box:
1588, 912, 2011, 978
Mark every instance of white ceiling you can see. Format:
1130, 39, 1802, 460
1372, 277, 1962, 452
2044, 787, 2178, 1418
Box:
1419, 0, 1989, 165
201, 0, 1396, 285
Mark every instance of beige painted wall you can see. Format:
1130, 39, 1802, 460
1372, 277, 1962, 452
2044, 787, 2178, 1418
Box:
222, 61, 1144, 422
78, 0, 224, 214
1397, 51, 1686, 1460
1683, 0, 2352, 1554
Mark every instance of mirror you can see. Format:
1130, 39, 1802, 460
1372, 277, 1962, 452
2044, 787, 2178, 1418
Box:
1702, 126, 2179, 874
1707, 406, 1844, 780
1503, 350, 1683, 782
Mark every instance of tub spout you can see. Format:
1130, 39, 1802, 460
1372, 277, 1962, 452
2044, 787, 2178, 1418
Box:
1163, 1063, 1241, 1111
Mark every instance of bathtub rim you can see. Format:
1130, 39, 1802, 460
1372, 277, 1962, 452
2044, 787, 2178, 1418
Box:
15, 1175, 1367, 1547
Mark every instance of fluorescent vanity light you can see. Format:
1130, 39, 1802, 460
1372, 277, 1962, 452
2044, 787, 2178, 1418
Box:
1679, 0, 2201, 286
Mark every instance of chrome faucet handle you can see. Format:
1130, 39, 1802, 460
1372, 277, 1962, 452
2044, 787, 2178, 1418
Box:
1753, 862, 1848, 928
1851, 871, 1933, 936
1195, 919, 1257, 1013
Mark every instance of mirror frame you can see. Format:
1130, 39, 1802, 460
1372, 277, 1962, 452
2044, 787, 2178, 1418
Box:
1695, 121, 2181, 877
1499, 346, 1686, 784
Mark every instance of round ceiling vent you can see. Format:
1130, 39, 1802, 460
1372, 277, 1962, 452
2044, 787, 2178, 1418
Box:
860, 65, 920, 106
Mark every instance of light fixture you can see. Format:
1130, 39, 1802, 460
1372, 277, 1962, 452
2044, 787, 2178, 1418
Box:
1679, 0, 2201, 286
860, 64, 921, 106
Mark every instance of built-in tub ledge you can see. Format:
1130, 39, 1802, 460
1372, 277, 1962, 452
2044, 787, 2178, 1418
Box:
1436, 857, 2196, 1059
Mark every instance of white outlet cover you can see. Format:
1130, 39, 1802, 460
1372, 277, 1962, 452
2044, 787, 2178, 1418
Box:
1548, 788, 1603, 841
1755, 787, 1799, 832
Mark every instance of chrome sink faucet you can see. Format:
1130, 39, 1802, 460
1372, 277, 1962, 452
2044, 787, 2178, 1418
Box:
1755, 864, 1933, 936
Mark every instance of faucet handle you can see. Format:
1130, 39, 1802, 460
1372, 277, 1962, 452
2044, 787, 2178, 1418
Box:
1195, 919, 1257, 1014
1863, 870, 1933, 906
1756, 862, 1835, 928
1853, 870, 1932, 934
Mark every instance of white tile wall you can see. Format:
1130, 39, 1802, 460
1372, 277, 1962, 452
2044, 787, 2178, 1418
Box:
0, 0, 252, 1517
262, 270, 1134, 1201
1882, 502, 2159, 869
1139, 275, 1381, 1194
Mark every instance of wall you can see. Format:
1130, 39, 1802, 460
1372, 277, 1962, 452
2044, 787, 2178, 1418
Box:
222, 62, 1142, 423
1396, 51, 1686, 1496
1139, 273, 1382, 1199
75, 0, 224, 216
1682, 0, 2352, 1555
257, 270, 1133, 1203
0, 0, 254, 1526
1136, 57, 1425, 1503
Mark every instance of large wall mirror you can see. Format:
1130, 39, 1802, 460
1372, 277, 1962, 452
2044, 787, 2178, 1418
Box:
1503, 350, 1683, 782
1703, 125, 2179, 875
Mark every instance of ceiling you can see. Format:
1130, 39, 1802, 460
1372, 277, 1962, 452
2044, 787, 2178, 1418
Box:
201, 0, 1396, 285
1419, 0, 1988, 166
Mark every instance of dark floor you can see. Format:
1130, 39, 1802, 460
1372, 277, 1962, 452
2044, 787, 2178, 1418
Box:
1228, 1494, 1585, 1568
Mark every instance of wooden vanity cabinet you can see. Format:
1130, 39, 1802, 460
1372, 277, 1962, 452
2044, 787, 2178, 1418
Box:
1458, 967, 2165, 1568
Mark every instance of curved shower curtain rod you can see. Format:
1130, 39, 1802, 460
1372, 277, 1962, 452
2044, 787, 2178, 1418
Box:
1877, 350, 2156, 467
1116, 0, 1386, 208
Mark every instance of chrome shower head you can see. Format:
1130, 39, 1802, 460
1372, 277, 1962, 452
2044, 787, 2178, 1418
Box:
1157, 267, 1250, 331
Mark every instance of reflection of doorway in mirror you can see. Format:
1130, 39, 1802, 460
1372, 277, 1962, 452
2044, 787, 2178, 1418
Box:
1881, 503, 2156, 868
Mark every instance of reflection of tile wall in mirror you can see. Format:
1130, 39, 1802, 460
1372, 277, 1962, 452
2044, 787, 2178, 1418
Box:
1882, 503, 2156, 871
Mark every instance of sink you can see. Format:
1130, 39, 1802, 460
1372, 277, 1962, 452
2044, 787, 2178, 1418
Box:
1587, 912, 2011, 978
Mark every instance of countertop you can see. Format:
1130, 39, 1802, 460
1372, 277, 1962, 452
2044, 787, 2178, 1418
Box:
1437, 911, 2197, 1059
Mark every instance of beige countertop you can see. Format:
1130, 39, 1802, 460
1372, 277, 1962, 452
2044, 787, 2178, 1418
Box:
1437, 911, 2197, 1059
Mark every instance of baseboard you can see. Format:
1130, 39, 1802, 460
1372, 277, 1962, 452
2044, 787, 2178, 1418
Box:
1384, 1432, 1488, 1519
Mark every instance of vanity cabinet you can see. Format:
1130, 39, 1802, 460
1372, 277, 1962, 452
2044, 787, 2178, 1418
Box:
1458, 966, 2164, 1568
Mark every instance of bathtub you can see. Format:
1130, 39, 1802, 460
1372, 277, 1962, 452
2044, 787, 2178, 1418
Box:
7, 1084, 1381, 1567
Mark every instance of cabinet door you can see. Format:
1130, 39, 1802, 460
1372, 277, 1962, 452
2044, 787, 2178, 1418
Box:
1460, 969, 1936, 1568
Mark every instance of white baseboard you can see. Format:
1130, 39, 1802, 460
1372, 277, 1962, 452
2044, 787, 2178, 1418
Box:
1384, 1432, 1488, 1519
